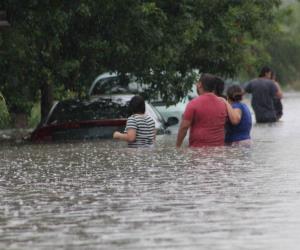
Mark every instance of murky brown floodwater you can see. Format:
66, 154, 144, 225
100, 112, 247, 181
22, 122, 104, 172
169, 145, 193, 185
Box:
1, 93, 300, 250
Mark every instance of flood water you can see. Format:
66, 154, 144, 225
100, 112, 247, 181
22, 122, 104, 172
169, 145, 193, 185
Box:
1, 93, 300, 249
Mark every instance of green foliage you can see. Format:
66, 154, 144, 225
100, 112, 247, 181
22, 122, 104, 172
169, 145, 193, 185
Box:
267, 1, 300, 85
0, 0, 282, 121
28, 102, 40, 128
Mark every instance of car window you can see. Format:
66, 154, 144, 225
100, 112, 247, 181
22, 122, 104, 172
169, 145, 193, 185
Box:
47, 98, 129, 124
91, 76, 126, 95
90, 75, 146, 95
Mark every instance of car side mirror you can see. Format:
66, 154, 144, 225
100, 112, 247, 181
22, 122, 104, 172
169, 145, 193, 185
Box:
165, 116, 179, 127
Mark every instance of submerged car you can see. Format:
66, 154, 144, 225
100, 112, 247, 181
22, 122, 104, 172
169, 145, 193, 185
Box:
30, 96, 178, 142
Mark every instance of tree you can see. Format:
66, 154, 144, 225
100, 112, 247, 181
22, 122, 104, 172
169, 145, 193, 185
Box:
267, 1, 300, 86
0, 0, 282, 125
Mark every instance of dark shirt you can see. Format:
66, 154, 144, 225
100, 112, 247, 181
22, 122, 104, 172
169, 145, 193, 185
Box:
274, 98, 283, 119
245, 78, 277, 123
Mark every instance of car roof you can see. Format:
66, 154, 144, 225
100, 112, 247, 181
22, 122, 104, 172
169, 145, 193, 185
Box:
88, 72, 120, 96
88, 72, 149, 97
90, 94, 134, 102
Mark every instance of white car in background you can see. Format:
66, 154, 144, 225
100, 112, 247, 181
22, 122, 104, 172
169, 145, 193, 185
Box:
88, 72, 179, 134
151, 88, 197, 122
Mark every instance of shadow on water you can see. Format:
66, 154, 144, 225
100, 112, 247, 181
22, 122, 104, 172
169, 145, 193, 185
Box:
1, 93, 300, 249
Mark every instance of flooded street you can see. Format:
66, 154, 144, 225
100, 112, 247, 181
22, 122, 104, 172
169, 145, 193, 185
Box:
1, 93, 300, 249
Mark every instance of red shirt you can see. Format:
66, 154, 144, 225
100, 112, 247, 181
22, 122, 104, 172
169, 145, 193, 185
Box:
183, 93, 228, 147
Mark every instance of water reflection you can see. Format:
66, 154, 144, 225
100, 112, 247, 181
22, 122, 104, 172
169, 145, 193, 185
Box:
1, 93, 300, 249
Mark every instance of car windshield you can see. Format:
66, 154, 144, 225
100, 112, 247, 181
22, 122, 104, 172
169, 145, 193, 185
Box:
47, 98, 129, 124
90, 75, 146, 95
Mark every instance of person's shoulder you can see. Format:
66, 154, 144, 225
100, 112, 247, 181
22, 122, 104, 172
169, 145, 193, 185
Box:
240, 102, 251, 112
264, 78, 274, 83
249, 78, 263, 84
232, 102, 242, 108
267, 79, 276, 85
239, 102, 249, 108
128, 114, 135, 120
250, 78, 273, 87
127, 115, 137, 123
126, 115, 137, 128
248, 77, 259, 82
145, 114, 154, 121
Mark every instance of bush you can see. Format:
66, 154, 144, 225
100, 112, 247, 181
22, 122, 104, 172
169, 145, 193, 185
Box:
28, 102, 41, 128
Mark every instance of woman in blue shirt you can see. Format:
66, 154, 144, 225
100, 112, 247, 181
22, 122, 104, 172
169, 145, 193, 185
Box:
225, 85, 252, 145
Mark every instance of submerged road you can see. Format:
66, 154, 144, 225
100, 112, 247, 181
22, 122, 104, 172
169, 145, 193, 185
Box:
1, 92, 300, 249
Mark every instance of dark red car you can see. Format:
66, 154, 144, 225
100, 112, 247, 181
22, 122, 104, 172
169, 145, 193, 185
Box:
30, 96, 178, 142
30, 98, 129, 142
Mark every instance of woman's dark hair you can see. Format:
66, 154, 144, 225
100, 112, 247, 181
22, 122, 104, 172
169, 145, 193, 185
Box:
128, 95, 145, 115
227, 85, 244, 102
259, 66, 272, 77
214, 76, 225, 97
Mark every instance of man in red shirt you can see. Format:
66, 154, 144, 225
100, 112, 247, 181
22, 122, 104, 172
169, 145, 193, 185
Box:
176, 73, 228, 147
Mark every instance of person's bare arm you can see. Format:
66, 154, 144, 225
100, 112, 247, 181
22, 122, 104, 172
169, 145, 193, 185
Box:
176, 119, 191, 148
224, 101, 242, 125
219, 98, 241, 125
113, 129, 136, 142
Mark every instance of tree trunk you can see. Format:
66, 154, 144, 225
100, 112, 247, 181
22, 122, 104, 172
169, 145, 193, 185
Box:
40, 81, 53, 122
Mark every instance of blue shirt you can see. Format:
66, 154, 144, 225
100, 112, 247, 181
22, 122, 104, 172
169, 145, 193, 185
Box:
225, 102, 252, 143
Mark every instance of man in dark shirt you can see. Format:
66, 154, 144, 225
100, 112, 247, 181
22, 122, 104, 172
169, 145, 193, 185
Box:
245, 66, 280, 123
